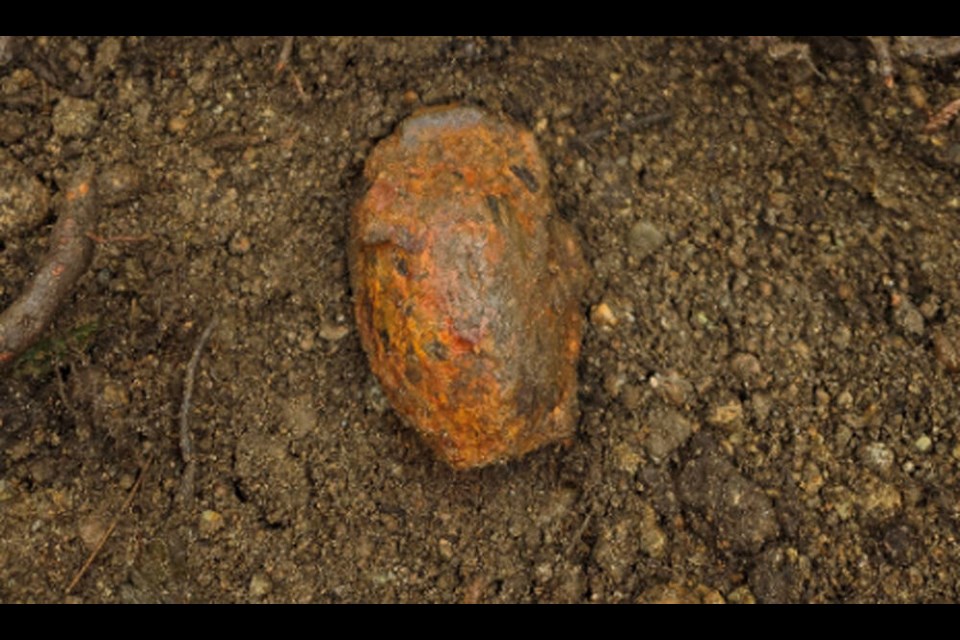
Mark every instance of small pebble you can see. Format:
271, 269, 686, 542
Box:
98, 163, 144, 205
628, 221, 666, 259
249, 572, 272, 598
318, 323, 350, 342
893, 296, 924, 336
603, 372, 626, 398
727, 246, 747, 269
914, 435, 932, 453
637, 581, 724, 604
438, 537, 455, 561
831, 325, 852, 350
0, 36, 12, 66
861, 442, 895, 475
802, 461, 824, 494
919, 296, 940, 320
298, 332, 316, 352
0, 112, 26, 144
619, 383, 642, 410
729, 352, 763, 387
198, 510, 225, 537
815, 388, 831, 407
118, 473, 135, 491
932, 329, 959, 373
590, 301, 617, 328
94, 37, 122, 76
835, 390, 853, 409
905, 84, 928, 111
167, 115, 189, 134
78, 516, 108, 552
677, 433, 780, 553
534, 563, 553, 583
0, 150, 50, 237
228, 232, 252, 256
861, 477, 902, 520
707, 400, 743, 427
366, 382, 390, 415
792, 84, 814, 107
638, 502, 666, 559
612, 441, 642, 474
52, 97, 100, 139
751, 393, 773, 422
726, 586, 757, 605
101, 381, 130, 407
649, 372, 692, 407
644, 409, 695, 462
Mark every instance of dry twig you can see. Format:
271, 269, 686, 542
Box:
748, 36, 824, 81
289, 72, 308, 103
65, 456, 153, 595
274, 36, 308, 104
0, 165, 97, 370
895, 36, 960, 62
54, 357, 82, 426
176, 318, 218, 508
868, 36, 960, 88
924, 97, 960, 134
867, 36, 895, 89
275, 36, 294, 75
85, 231, 153, 245
565, 511, 592, 557
0, 36, 14, 67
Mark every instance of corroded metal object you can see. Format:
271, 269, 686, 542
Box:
350, 104, 588, 469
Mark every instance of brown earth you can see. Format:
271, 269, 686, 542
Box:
1, 36, 959, 603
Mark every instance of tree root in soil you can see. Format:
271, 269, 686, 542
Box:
0, 165, 97, 370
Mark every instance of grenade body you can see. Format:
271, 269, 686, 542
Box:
350, 104, 587, 469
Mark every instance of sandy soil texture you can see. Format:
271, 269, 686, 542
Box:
1, 36, 959, 603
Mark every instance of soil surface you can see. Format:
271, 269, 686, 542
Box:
1, 36, 959, 603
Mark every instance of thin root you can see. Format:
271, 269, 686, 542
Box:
867, 36, 895, 89
289, 71, 308, 104
65, 457, 153, 595
177, 318, 218, 508
275, 36, 294, 75
85, 231, 152, 245
273, 36, 309, 104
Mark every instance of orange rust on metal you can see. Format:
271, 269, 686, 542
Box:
350, 104, 588, 469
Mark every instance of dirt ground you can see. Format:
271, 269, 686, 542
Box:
1, 36, 959, 603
